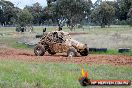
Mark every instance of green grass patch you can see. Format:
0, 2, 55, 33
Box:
11, 43, 32, 49
90, 49, 132, 56
0, 59, 131, 88
90, 49, 118, 55
0, 35, 33, 50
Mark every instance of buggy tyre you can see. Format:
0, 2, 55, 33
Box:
80, 48, 88, 56
67, 48, 77, 57
34, 45, 45, 56
48, 49, 56, 55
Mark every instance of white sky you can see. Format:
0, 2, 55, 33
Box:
6, 0, 47, 8
6, 0, 114, 9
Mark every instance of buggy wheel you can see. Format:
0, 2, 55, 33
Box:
48, 49, 56, 55
34, 45, 45, 56
67, 48, 77, 57
80, 48, 88, 56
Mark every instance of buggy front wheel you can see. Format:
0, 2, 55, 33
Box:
80, 48, 88, 56
34, 45, 45, 56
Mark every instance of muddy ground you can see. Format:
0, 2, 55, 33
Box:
0, 48, 132, 66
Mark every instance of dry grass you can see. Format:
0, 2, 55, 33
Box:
0, 25, 132, 49
73, 25, 132, 49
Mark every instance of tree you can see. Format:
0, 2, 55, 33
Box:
11, 7, 21, 24
17, 9, 33, 27
117, 0, 132, 25
127, 7, 132, 25
41, 5, 57, 25
105, 1, 119, 21
0, 0, 16, 25
118, 0, 132, 20
46, 0, 57, 6
0, 4, 4, 25
54, 0, 92, 31
24, 2, 43, 25
32, 2, 42, 25
91, 2, 115, 28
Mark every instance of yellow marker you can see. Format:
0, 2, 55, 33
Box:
82, 68, 88, 78
82, 68, 85, 77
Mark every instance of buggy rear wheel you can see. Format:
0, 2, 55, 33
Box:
80, 48, 88, 56
34, 45, 45, 56
48, 49, 56, 55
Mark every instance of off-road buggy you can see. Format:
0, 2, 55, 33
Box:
34, 31, 89, 57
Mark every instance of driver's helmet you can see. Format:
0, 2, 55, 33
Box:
53, 31, 69, 38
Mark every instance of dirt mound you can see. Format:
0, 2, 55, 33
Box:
0, 48, 132, 66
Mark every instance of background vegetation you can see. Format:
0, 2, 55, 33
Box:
0, 0, 132, 29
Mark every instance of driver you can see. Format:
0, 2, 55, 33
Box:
53, 27, 69, 43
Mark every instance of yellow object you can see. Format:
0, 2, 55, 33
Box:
82, 68, 85, 77
81, 68, 88, 78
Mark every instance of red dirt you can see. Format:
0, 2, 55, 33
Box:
0, 48, 132, 66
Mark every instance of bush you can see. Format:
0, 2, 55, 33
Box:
127, 18, 132, 26
118, 20, 128, 25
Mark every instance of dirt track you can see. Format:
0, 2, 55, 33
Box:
0, 48, 132, 66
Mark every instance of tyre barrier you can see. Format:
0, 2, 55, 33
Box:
89, 48, 107, 52
118, 48, 130, 53
98, 48, 107, 52
36, 35, 43, 38
89, 48, 131, 53
89, 48, 97, 52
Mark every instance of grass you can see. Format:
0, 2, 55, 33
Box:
0, 59, 132, 88
0, 36, 31, 49
73, 26, 132, 49
0, 25, 132, 55
90, 49, 118, 55
12, 43, 33, 49
90, 49, 132, 56
0, 26, 132, 88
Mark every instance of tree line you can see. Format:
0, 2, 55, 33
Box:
0, 0, 131, 30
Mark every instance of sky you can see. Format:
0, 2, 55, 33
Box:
6, 0, 47, 8
6, 0, 114, 9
